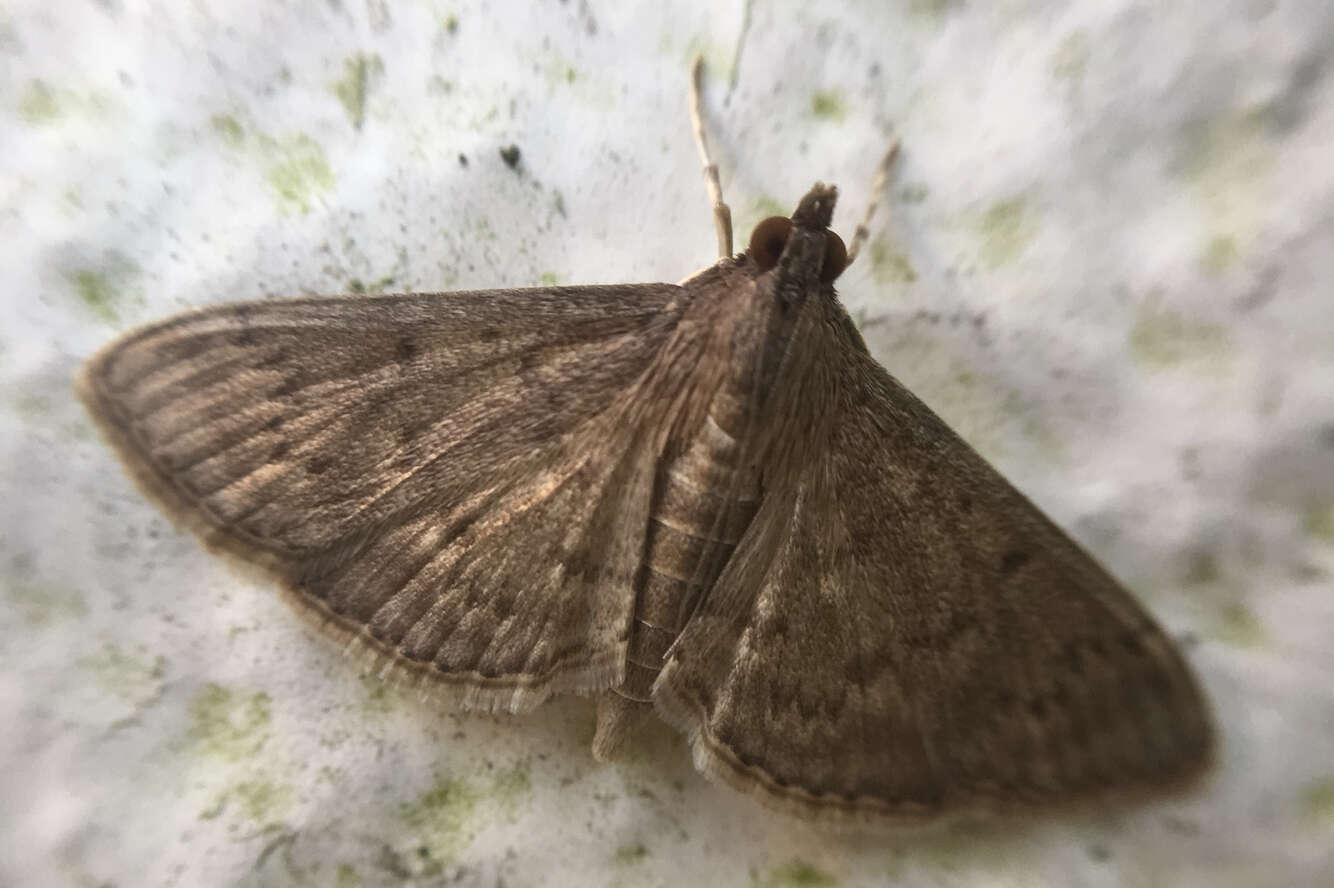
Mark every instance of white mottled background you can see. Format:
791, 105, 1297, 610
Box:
2, 1, 1332, 886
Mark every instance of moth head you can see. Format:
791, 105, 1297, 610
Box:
747, 183, 847, 284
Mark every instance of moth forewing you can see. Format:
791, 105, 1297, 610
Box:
77, 285, 695, 716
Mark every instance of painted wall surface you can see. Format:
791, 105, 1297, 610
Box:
2, 1, 1332, 885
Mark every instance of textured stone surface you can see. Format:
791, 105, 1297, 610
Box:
2, 1, 1332, 885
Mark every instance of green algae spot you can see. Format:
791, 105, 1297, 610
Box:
332, 54, 384, 130
348, 275, 396, 296
874, 332, 1061, 464
1180, 110, 1271, 192
809, 90, 847, 122
359, 674, 396, 714
200, 777, 292, 826
318, 727, 351, 751
899, 183, 930, 203
1215, 601, 1267, 648
1301, 778, 1334, 828
974, 197, 1037, 269
233, 778, 290, 823
187, 683, 273, 761
909, 0, 960, 15
754, 195, 788, 220
1304, 501, 1334, 543
76, 642, 165, 704
542, 57, 578, 86
335, 862, 362, 887
237, 778, 292, 824
675, 35, 732, 85
17, 80, 117, 125
538, 271, 563, 286
265, 133, 334, 214
614, 841, 649, 864
1128, 307, 1233, 372
1050, 31, 1090, 87
489, 759, 532, 817
1198, 234, 1238, 276
538, 54, 612, 108
758, 860, 837, 888
1182, 548, 1220, 586
869, 236, 918, 284
19, 80, 61, 124
13, 393, 52, 421
72, 270, 116, 322
736, 196, 790, 248
0, 20, 19, 53
211, 113, 244, 148
398, 774, 480, 864
1179, 111, 1272, 265
64, 251, 140, 323
8, 583, 86, 627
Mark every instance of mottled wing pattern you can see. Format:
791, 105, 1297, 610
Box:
78, 285, 685, 710
654, 299, 1213, 824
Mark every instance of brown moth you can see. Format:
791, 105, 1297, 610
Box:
76, 60, 1212, 825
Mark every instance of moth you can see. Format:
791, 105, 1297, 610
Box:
77, 61, 1212, 825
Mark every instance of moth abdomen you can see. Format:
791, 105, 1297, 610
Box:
591, 393, 762, 754
626, 423, 760, 701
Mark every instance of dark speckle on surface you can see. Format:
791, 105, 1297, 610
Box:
499, 144, 521, 170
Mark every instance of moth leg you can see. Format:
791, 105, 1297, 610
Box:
689, 56, 734, 258
844, 139, 901, 268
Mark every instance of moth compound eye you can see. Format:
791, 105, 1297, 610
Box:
749, 216, 793, 271
820, 230, 848, 283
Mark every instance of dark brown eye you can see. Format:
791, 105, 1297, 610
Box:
748, 216, 792, 271
820, 230, 847, 283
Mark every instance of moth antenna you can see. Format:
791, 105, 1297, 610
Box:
690, 56, 734, 258
844, 138, 901, 268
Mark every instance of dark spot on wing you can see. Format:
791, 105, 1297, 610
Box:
231, 306, 258, 346
267, 377, 303, 398
251, 347, 291, 370
999, 549, 1031, 575
1119, 631, 1145, 656
395, 335, 418, 362
1062, 641, 1084, 676
306, 454, 332, 475
396, 413, 437, 445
